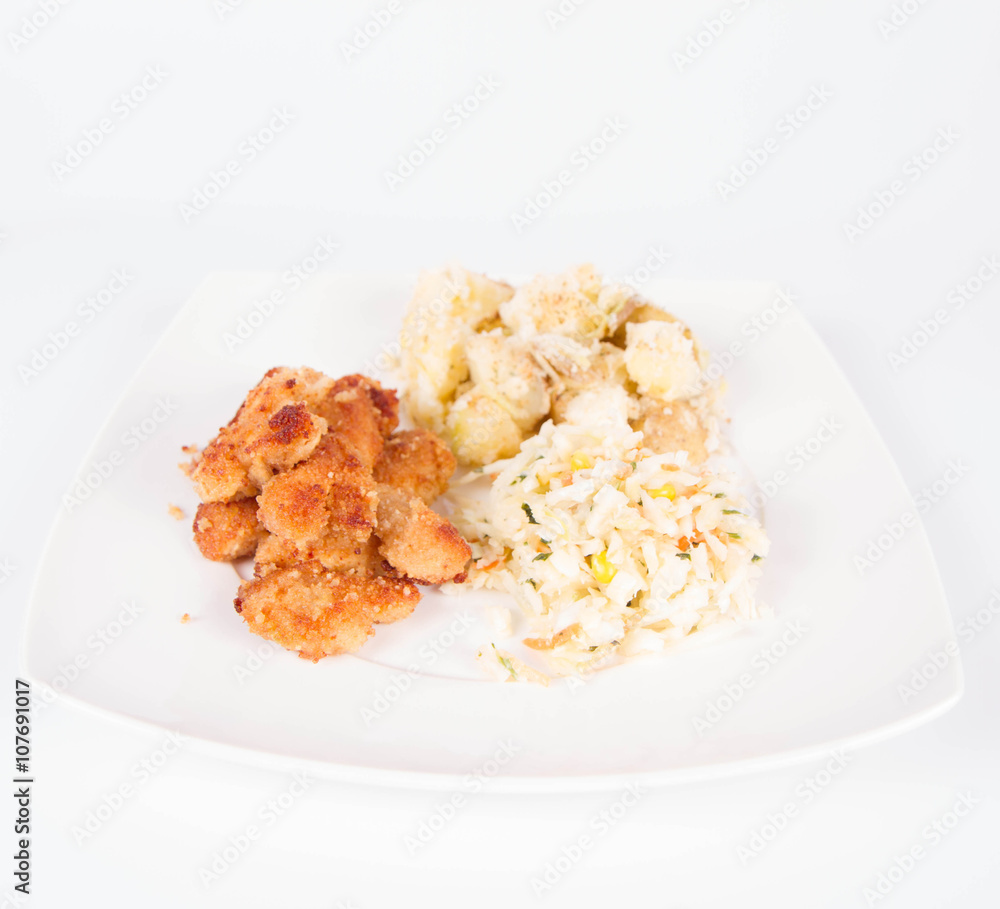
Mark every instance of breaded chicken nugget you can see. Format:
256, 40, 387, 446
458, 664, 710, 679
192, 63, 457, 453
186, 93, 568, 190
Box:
319, 374, 399, 445
373, 428, 456, 505
192, 499, 267, 561
375, 484, 471, 584
234, 561, 419, 661
254, 532, 391, 578
192, 367, 335, 502
256, 374, 400, 544
256, 431, 379, 545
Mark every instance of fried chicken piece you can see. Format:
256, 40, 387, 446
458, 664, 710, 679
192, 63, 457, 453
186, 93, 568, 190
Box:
373, 429, 457, 505
375, 484, 471, 584
318, 373, 399, 444
193, 499, 267, 561
257, 427, 379, 546
256, 375, 396, 544
189, 367, 470, 662
191, 367, 335, 503
636, 399, 709, 463
254, 532, 392, 578
234, 561, 420, 660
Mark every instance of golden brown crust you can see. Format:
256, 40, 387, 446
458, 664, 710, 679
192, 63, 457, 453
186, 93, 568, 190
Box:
192, 499, 267, 561
254, 532, 392, 578
373, 429, 457, 505
256, 432, 378, 545
191, 367, 335, 503
189, 368, 470, 662
317, 374, 399, 444
375, 485, 471, 584
234, 562, 419, 660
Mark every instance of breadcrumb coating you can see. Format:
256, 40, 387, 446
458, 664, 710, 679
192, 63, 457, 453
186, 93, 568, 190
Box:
193, 499, 267, 561
373, 428, 456, 505
257, 431, 378, 545
191, 367, 335, 502
254, 532, 390, 578
187, 367, 470, 661
234, 562, 419, 661
375, 485, 471, 585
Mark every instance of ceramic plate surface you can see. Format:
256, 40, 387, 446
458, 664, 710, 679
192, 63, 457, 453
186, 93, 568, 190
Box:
21, 274, 961, 791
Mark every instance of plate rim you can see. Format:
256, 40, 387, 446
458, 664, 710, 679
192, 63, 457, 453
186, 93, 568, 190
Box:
19, 272, 965, 791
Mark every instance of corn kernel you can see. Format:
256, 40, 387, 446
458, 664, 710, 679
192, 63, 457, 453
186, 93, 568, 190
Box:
648, 483, 676, 500
589, 550, 617, 584
570, 451, 595, 471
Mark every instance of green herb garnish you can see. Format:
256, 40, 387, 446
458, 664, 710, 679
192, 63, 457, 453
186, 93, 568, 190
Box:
676, 552, 692, 560
492, 644, 515, 677
522, 503, 538, 524
533, 552, 551, 561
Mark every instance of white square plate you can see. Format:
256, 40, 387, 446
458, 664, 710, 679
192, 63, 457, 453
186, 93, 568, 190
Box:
21, 274, 961, 791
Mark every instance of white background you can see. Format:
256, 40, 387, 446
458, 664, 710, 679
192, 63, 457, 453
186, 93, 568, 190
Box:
2, 1, 999, 906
